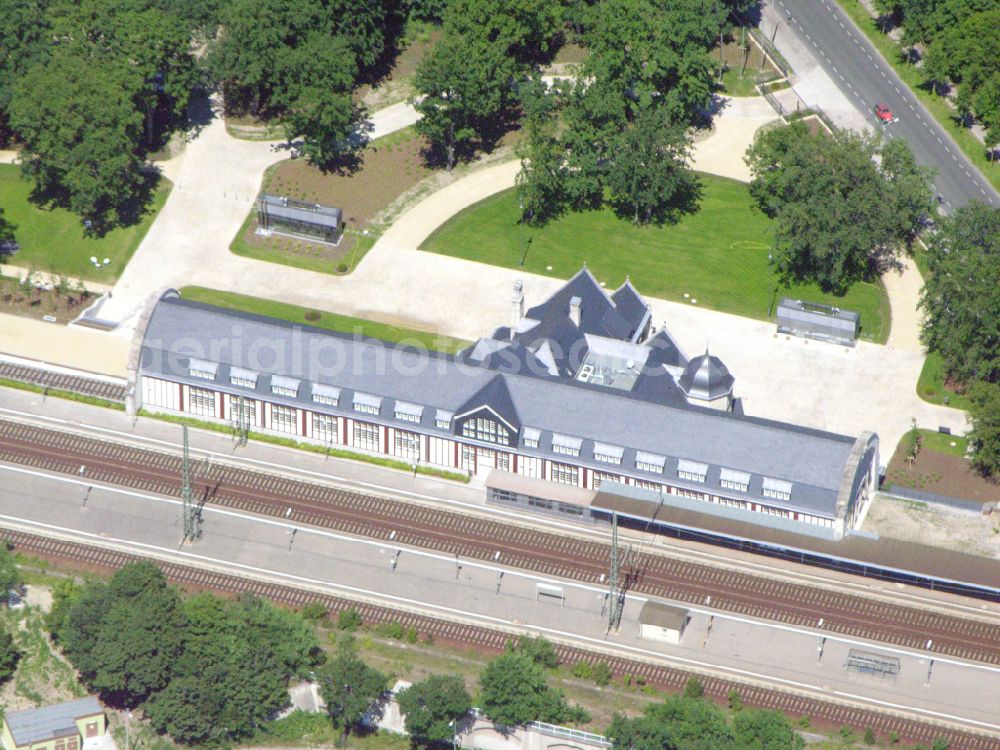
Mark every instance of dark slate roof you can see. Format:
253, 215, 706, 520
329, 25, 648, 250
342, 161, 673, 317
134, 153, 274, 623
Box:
610, 279, 650, 336
523, 268, 647, 343
5, 698, 102, 747
678, 352, 734, 401
456, 374, 520, 430
139, 294, 862, 517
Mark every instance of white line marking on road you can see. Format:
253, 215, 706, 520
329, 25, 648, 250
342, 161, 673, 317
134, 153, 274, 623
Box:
936, 137, 942, 143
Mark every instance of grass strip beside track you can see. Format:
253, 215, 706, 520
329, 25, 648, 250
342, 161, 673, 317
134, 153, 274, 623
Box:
420, 177, 890, 343
179, 286, 470, 354
0, 377, 125, 411
140, 409, 471, 484
835, 0, 1000, 195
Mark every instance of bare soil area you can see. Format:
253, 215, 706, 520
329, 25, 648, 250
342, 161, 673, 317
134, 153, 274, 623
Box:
884, 441, 1000, 505
237, 129, 433, 270
863, 495, 1000, 558
0, 274, 96, 324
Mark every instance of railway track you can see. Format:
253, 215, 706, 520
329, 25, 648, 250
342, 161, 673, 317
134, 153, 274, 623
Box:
2, 527, 996, 750
2, 418, 1000, 669
0, 361, 126, 402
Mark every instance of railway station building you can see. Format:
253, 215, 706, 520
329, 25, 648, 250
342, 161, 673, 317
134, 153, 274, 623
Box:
130, 269, 879, 538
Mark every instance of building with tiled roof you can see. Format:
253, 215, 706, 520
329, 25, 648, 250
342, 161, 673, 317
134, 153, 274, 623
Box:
130, 269, 879, 536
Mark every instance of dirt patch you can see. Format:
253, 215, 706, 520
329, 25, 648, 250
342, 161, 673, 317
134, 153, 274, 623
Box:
238, 129, 433, 270
0, 602, 87, 711
863, 495, 1000, 557
884, 442, 1000, 505
0, 274, 96, 324
357, 28, 442, 110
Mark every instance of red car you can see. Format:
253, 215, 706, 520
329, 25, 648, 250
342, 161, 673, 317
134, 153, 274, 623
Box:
874, 103, 897, 124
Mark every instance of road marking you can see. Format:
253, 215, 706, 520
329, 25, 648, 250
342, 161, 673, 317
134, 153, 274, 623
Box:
936, 137, 942, 143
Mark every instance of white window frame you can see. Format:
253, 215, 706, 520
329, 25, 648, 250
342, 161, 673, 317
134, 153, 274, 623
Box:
353, 421, 380, 451
188, 387, 215, 417
550, 462, 578, 485
270, 404, 298, 434
393, 430, 420, 459
311, 413, 338, 442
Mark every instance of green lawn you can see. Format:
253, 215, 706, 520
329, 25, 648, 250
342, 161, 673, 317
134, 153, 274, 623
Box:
0, 165, 170, 282
916, 351, 972, 411
179, 286, 470, 354
420, 176, 890, 343
836, 0, 1000, 195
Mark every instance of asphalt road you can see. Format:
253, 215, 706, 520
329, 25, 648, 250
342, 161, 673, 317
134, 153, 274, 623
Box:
776, 0, 1000, 214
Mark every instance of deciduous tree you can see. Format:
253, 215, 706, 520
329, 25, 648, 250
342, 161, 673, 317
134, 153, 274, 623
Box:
60, 561, 186, 707
398, 674, 472, 749
732, 709, 804, 750
413, 33, 518, 170
0, 542, 18, 604
0, 626, 18, 682
317, 645, 388, 740
276, 34, 363, 169
479, 652, 579, 727
920, 202, 1000, 386
10, 50, 149, 233
745, 122, 931, 294
605, 106, 700, 225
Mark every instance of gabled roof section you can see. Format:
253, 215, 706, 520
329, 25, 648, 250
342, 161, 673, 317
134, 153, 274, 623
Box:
523, 267, 646, 343
454, 374, 520, 431
611, 277, 650, 340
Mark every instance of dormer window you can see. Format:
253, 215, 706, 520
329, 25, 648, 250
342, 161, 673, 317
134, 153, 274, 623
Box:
762, 477, 792, 501
271, 375, 300, 398
677, 459, 708, 483
230, 367, 258, 389
312, 383, 340, 406
394, 401, 423, 423
522, 426, 541, 448
593, 442, 623, 465
635, 451, 666, 473
436, 410, 453, 429
353, 392, 382, 415
552, 433, 582, 457
189, 358, 217, 381
720, 468, 751, 493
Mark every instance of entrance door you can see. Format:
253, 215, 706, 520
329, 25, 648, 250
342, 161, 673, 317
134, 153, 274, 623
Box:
476, 448, 496, 475
85, 722, 98, 739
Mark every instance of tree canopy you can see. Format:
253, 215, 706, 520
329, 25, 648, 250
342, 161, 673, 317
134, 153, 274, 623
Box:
211, 0, 378, 169
58, 561, 186, 707
397, 674, 472, 749
608, 694, 803, 750
478, 652, 580, 726
0, 542, 20, 605
745, 121, 933, 294
317, 641, 388, 739
920, 203, 1000, 381
3, 0, 198, 230
52, 561, 322, 744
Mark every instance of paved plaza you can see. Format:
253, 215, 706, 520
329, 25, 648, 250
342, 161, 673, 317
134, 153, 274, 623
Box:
0, 86, 967, 454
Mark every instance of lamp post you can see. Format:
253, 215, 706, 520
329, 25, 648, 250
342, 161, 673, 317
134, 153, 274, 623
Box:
518, 196, 528, 267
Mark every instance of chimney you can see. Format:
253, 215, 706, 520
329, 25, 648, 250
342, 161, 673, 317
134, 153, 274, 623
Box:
569, 295, 582, 327
510, 279, 524, 339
